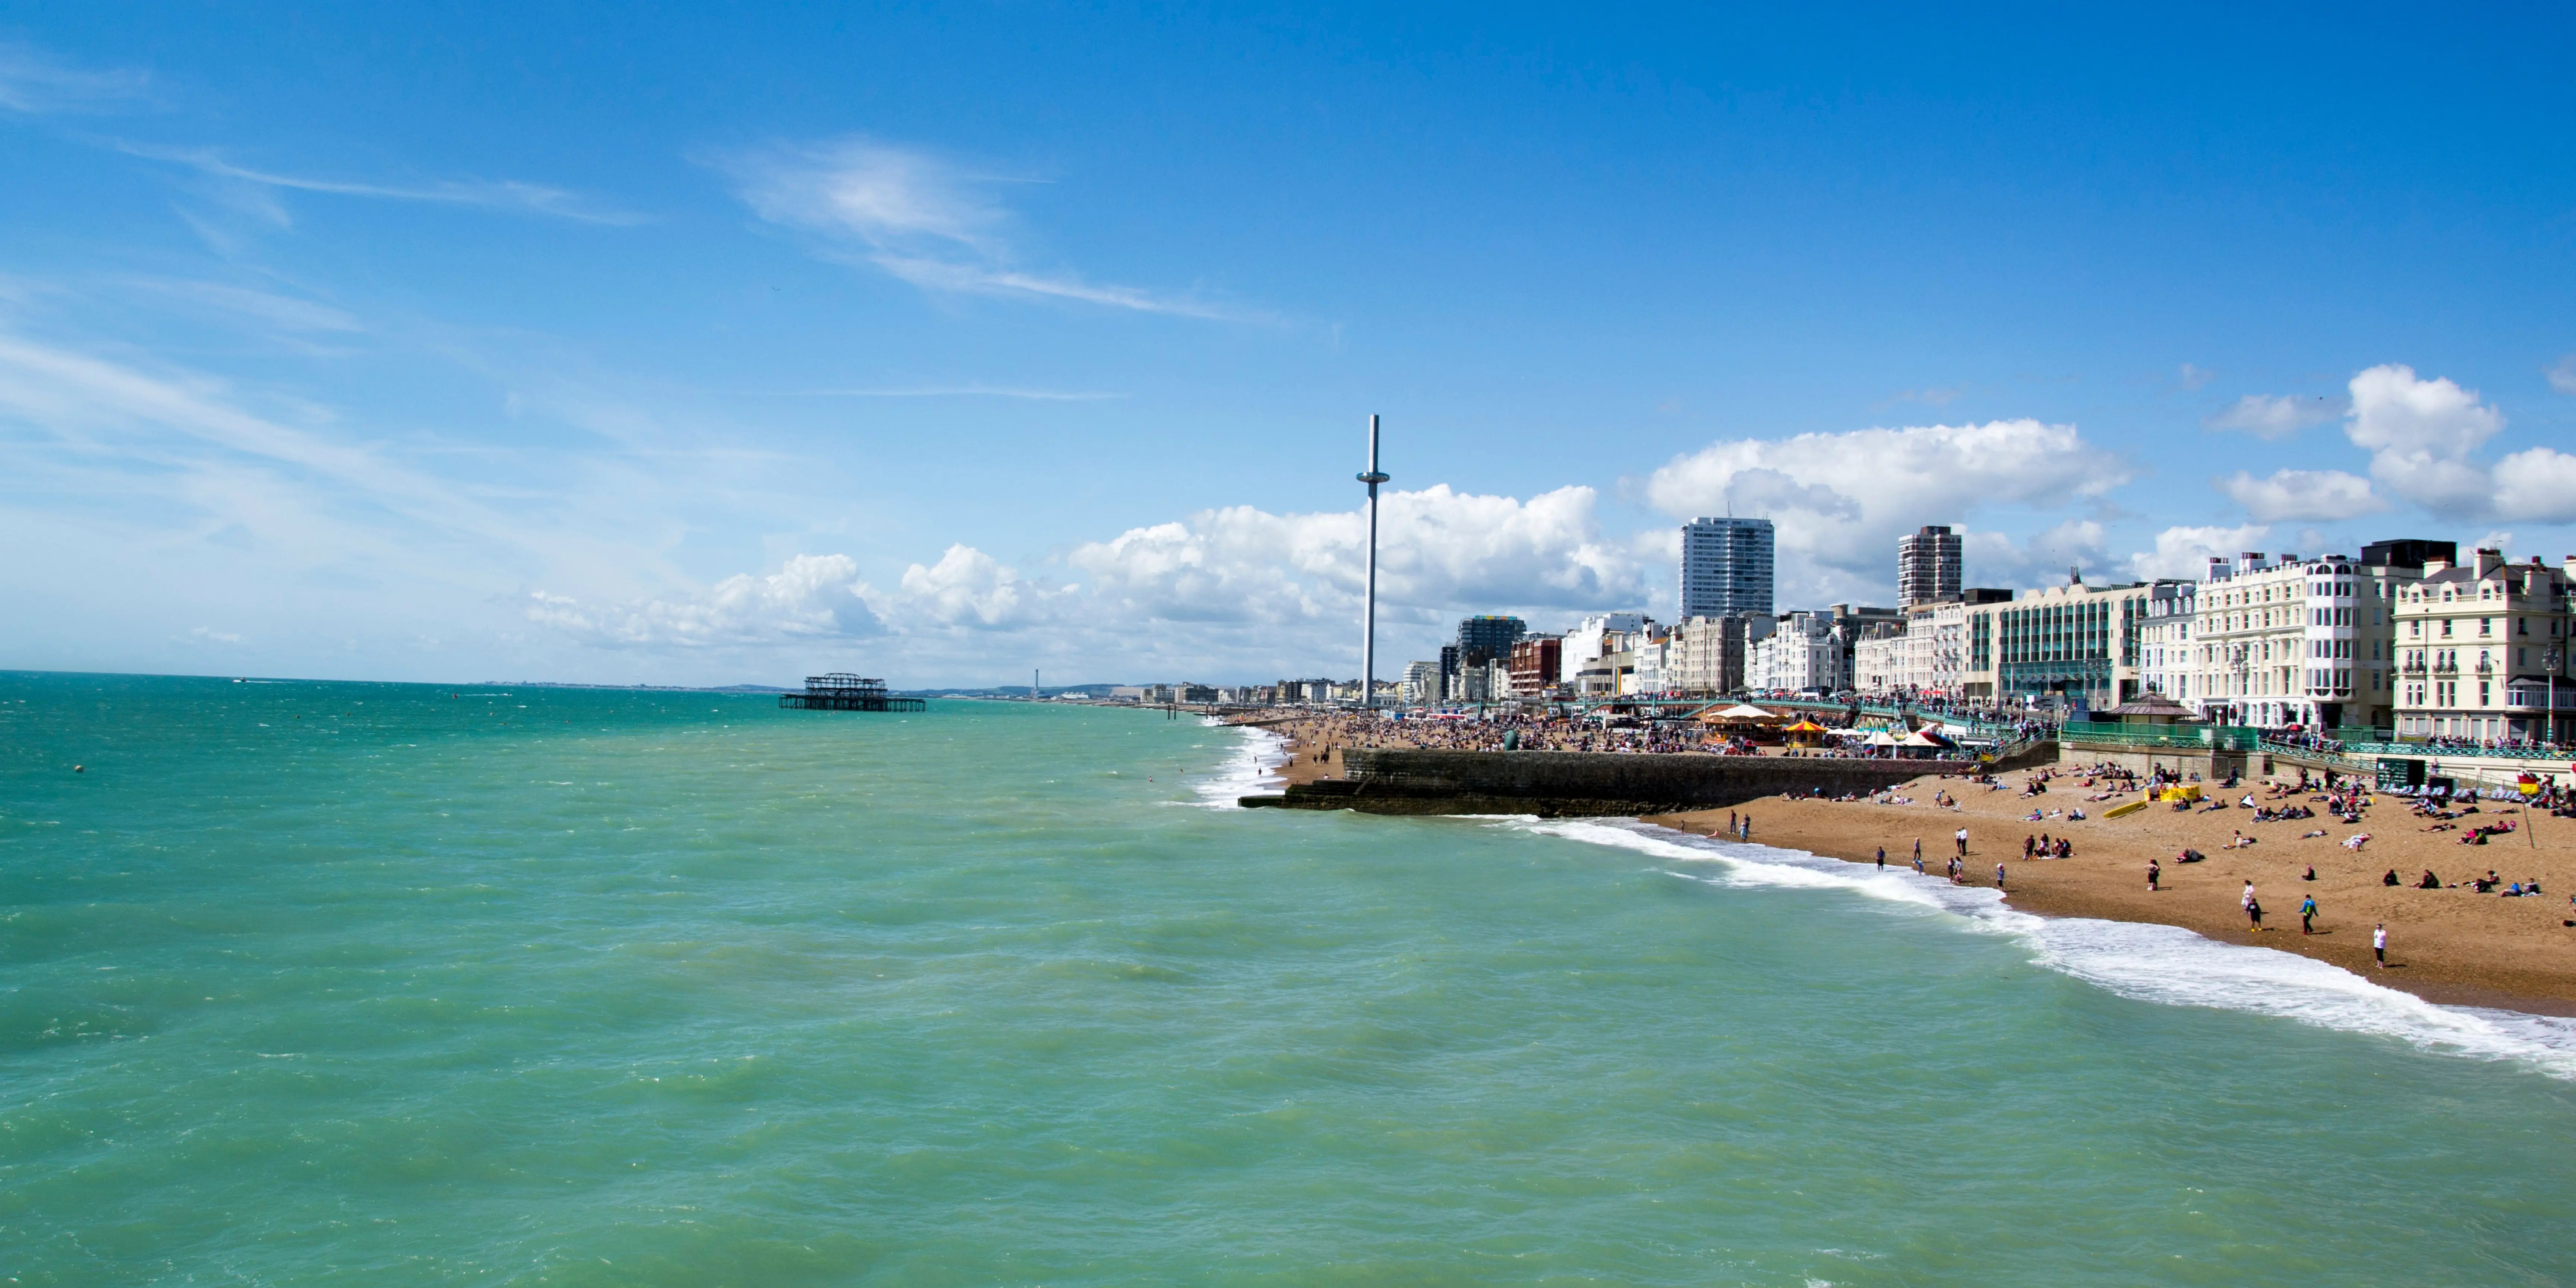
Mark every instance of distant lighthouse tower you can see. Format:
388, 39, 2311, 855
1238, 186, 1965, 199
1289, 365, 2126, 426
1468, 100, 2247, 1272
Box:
1358, 414, 1389, 709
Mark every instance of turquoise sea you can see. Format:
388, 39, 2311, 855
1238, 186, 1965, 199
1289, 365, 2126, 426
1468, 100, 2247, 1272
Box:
5, 671, 2575, 1286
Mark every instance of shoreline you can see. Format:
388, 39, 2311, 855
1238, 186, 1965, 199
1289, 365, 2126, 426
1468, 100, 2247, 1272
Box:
1240, 711, 2576, 1019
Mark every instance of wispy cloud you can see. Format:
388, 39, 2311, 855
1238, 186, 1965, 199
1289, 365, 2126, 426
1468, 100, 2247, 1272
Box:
0, 42, 151, 114
2549, 354, 2576, 395
114, 141, 647, 225
2204, 391, 2343, 438
1882, 384, 1963, 407
122, 278, 363, 332
717, 136, 1261, 321
769, 385, 1124, 401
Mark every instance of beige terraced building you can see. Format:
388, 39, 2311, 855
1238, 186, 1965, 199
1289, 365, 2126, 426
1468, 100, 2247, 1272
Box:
2392, 548, 2576, 743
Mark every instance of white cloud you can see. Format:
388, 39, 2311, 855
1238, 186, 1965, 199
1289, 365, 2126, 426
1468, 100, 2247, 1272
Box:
1956, 520, 2112, 592
115, 142, 644, 225
2492, 447, 2576, 524
2216, 468, 2385, 523
2178, 363, 2214, 391
1644, 419, 2128, 603
719, 137, 1255, 319
528, 485, 1649, 671
2342, 363, 2507, 520
2204, 392, 2341, 438
897, 544, 1065, 629
1071, 484, 1644, 624
526, 553, 887, 647
0, 42, 149, 114
2548, 354, 2576, 395
2128, 524, 2273, 581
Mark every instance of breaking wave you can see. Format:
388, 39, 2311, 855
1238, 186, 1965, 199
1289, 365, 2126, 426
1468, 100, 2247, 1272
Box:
1501, 816, 2576, 1081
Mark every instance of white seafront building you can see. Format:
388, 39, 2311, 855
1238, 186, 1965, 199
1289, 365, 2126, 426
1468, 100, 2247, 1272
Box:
2185, 540, 2448, 729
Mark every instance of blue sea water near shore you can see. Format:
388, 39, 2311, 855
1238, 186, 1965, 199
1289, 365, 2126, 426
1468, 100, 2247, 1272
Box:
5, 671, 2575, 1286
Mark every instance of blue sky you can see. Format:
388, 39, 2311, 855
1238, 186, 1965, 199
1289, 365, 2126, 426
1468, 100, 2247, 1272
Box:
4, 4, 2573, 686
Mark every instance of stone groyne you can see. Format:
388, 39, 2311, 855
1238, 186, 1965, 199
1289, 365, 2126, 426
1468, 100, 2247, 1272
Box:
1242, 749, 1986, 817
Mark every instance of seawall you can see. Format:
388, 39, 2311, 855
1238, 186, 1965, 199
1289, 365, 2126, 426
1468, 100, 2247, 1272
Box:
1242, 749, 1987, 816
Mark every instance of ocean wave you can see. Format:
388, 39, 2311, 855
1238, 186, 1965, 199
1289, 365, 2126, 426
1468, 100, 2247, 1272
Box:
1501, 817, 2576, 1080
1188, 720, 1288, 809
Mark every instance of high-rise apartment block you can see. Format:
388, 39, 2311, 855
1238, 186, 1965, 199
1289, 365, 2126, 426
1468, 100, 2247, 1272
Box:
1680, 518, 1774, 618
1455, 615, 1527, 664
1897, 525, 1963, 607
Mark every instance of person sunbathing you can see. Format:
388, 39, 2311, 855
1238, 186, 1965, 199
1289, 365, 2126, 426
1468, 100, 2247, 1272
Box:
2417, 870, 2442, 889
2383, 868, 2402, 886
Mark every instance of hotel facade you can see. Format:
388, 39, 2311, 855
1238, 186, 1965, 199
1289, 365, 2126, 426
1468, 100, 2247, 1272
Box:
2392, 549, 2576, 742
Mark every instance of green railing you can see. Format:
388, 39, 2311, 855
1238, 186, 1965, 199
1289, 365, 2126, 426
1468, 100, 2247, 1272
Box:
2058, 722, 2258, 751
2257, 738, 2371, 769
2340, 741, 2573, 761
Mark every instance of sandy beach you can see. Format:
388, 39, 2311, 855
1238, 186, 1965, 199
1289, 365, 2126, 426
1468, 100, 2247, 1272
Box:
1246, 711, 2576, 1015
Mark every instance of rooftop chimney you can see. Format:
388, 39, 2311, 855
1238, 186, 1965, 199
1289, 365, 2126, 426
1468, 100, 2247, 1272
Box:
2474, 548, 2505, 577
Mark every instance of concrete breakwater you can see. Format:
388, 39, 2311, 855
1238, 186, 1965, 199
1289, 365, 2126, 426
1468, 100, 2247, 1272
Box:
1242, 749, 1984, 817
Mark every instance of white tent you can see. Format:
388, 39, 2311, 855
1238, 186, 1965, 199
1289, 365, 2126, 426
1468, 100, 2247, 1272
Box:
1866, 729, 1901, 747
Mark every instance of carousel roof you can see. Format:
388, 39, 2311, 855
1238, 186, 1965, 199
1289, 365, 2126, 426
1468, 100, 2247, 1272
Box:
2099, 691, 2198, 720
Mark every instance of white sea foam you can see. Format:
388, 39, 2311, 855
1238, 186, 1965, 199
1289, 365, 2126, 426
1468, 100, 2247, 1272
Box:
1500, 816, 2576, 1080
1188, 720, 1288, 809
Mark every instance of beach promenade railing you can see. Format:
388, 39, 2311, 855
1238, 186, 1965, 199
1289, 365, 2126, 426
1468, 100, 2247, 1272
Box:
2256, 738, 2373, 771
2340, 741, 2573, 761
2056, 722, 2258, 752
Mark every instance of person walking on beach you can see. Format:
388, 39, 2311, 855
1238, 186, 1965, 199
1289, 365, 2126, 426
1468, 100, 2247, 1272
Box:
2374, 923, 2387, 966
1876, 845, 1886, 870
1995, 862, 2007, 889
2299, 894, 2317, 934
1913, 838, 1923, 866
2146, 859, 2160, 891
1954, 827, 1969, 859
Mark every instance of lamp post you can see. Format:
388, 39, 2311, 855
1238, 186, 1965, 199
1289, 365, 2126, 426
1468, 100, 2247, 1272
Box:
1357, 415, 1390, 711
2546, 644, 2564, 749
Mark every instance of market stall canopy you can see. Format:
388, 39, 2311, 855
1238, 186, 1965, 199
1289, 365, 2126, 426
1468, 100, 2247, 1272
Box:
1901, 728, 1955, 748
1698, 703, 1783, 723
1866, 729, 1902, 747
